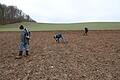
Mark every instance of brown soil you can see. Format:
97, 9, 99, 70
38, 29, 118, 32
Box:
0, 30, 120, 80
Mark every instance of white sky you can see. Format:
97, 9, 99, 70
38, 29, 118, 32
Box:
0, 0, 120, 23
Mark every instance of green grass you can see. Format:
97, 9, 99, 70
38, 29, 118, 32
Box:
0, 22, 120, 31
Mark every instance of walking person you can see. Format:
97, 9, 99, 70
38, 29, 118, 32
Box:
16, 25, 30, 59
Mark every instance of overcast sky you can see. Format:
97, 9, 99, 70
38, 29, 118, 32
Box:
0, 0, 120, 23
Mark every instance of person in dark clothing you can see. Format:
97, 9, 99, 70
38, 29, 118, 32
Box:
84, 27, 88, 36
54, 33, 65, 43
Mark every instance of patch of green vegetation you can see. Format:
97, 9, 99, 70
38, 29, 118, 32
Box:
0, 22, 120, 31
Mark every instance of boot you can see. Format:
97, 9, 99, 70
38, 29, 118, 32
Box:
26, 51, 29, 56
19, 51, 23, 56
16, 51, 22, 59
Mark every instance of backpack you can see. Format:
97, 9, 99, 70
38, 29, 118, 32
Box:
24, 28, 31, 40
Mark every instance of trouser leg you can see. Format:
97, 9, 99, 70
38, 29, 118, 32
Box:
24, 43, 29, 56
19, 42, 24, 55
61, 36, 65, 42
57, 38, 59, 43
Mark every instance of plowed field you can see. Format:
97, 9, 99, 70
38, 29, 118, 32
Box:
0, 31, 120, 80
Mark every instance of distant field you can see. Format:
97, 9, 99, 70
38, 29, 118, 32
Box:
0, 22, 120, 31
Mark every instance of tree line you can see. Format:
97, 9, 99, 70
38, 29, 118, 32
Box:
0, 3, 36, 25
